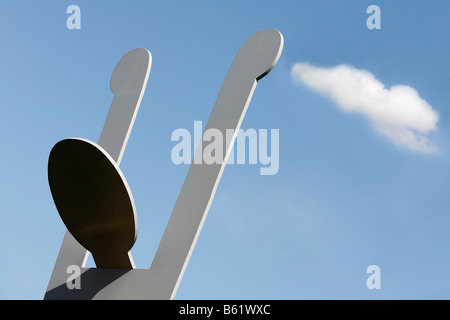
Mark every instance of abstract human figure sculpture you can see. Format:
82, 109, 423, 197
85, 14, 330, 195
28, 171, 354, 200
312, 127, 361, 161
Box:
45, 29, 283, 300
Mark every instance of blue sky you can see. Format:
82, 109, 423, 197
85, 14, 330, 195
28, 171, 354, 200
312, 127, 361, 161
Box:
0, 0, 450, 299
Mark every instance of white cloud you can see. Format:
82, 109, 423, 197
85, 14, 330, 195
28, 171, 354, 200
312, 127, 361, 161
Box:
291, 63, 439, 154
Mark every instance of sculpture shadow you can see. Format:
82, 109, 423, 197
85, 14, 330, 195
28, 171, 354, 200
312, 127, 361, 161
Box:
44, 268, 131, 300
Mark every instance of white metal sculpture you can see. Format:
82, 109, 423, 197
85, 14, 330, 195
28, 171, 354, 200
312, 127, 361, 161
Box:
45, 29, 284, 300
